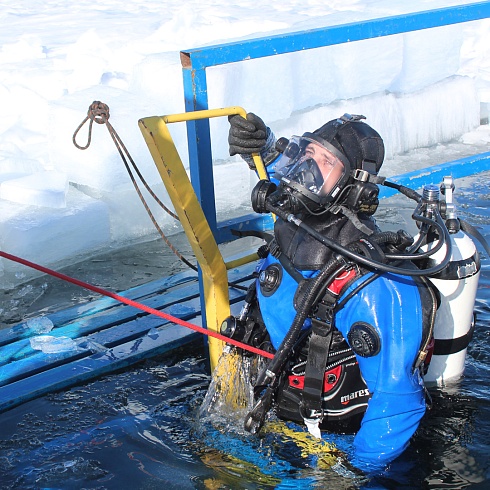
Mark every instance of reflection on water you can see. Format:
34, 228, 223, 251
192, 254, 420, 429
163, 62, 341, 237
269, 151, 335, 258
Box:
416, 391, 487, 489
0, 174, 488, 488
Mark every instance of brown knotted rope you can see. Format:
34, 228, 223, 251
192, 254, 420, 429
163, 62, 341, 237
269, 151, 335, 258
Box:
72, 101, 111, 150
72, 101, 249, 292
73, 101, 196, 271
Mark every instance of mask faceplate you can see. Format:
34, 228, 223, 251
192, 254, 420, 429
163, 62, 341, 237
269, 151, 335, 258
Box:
273, 136, 347, 203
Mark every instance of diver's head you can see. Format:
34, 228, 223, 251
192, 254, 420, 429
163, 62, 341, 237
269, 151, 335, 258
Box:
272, 114, 385, 215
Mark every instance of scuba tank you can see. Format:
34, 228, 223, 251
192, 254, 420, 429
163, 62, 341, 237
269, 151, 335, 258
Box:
419, 178, 481, 385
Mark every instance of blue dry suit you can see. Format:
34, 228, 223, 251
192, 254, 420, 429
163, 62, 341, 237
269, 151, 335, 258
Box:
247, 143, 428, 471
256, 245, 427, 472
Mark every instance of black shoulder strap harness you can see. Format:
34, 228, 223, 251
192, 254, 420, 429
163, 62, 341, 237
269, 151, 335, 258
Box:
300, 264, 367, 420
301, 295, 336, 418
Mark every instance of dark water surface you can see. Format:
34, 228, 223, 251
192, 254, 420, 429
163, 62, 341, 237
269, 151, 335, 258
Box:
0, 173, 488, 489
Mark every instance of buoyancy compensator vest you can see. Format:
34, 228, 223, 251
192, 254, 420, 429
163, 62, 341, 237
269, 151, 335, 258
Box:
257, 251, 371, 429
252, 211, 409, 431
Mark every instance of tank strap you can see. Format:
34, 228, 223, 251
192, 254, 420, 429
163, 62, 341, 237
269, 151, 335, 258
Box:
460, 218, 490, 256
414, 277, 438, 372
433, 317, 475, 355
300, 273, 347, 418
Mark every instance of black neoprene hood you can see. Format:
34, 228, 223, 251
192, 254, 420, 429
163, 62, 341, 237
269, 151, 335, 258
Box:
312, 114, 385, 175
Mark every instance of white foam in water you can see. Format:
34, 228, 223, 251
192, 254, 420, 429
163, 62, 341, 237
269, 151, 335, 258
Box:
0, 1, 489, 288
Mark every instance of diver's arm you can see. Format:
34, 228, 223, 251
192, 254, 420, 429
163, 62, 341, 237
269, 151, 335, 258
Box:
335, 274, 427, 472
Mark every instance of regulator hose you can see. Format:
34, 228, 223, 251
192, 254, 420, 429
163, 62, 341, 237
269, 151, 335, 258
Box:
267, 202, 452, 277
383, 179, 422, 202
460, 218, 490, 256
381, 202, 447, 261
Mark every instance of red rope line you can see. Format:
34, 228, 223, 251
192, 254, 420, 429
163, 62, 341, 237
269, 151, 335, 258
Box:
0, 250, 274, 359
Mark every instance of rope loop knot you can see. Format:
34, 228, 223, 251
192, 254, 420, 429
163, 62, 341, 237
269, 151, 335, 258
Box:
72, 100, 111, 150
88, 101, 110, 124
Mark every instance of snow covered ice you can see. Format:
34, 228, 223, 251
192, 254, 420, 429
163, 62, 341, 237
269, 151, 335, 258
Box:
1, 0, 490, 289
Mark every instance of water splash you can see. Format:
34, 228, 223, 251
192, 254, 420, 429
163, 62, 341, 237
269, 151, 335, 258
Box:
197, 347, 344, 476
198, 347, 264, 433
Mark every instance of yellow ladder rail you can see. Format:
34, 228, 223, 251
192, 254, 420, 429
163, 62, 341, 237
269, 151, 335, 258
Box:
138, 107, 267, 370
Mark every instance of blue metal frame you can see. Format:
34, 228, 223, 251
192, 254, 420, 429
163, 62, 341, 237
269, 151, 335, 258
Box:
180, 1, 490, 243
181, 3, 490, 70
379, 152, 490, 199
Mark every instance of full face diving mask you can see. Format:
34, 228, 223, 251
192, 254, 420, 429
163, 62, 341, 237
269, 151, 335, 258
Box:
272, 135, 349, 209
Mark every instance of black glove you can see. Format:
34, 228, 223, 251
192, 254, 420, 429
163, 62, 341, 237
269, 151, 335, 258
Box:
228, 113, 268, 156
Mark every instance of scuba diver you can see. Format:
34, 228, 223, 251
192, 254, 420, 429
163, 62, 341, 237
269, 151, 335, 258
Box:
219, 112, 484, 472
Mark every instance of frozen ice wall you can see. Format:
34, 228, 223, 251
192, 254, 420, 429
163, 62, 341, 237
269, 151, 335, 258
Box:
0, 1, 489, 289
